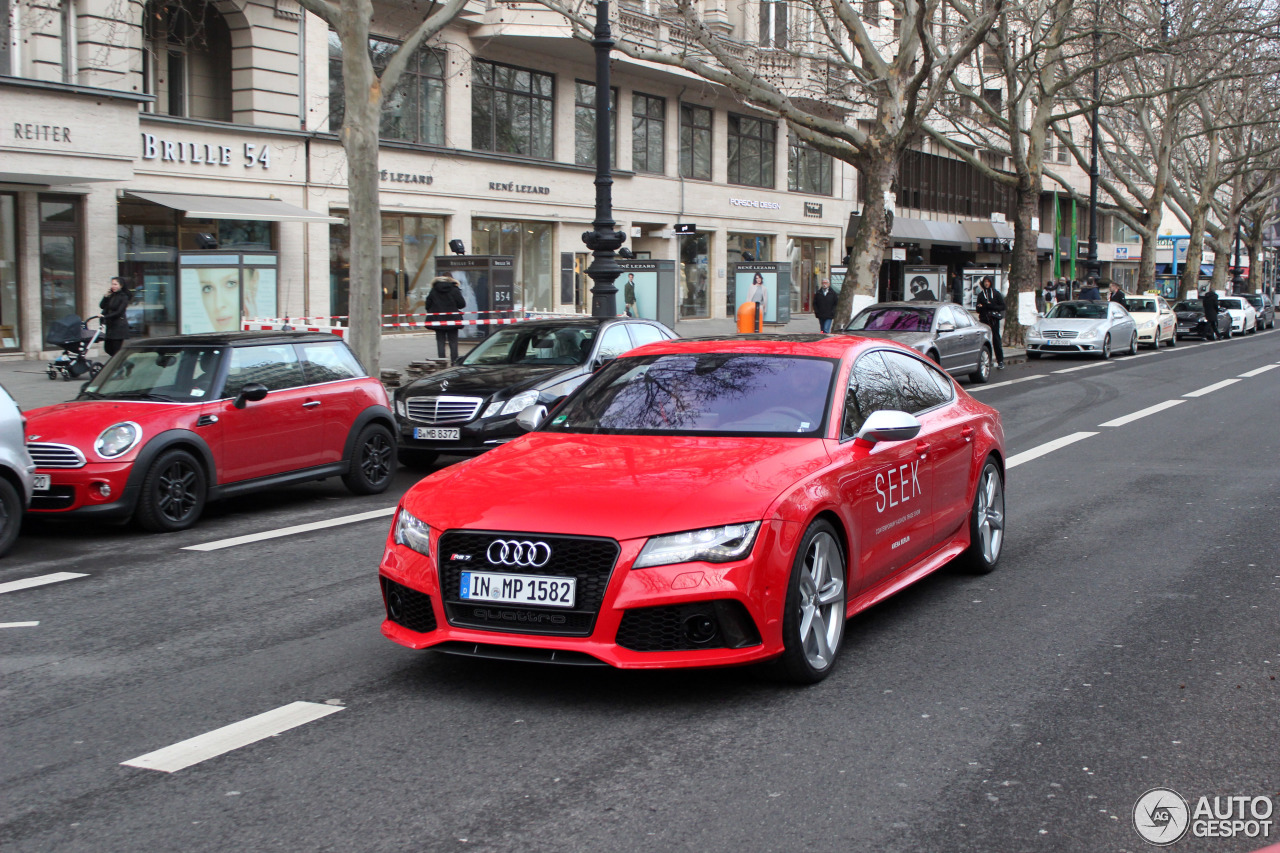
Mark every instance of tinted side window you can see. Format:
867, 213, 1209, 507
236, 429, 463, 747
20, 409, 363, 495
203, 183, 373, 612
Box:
300, 341, 365, 384
883, 351, 951, 414
598, 324, 634, 360
952, 307, 974, 327
627, 323, 667, 348
224, 345, 307, 396
842, 351, 900, 439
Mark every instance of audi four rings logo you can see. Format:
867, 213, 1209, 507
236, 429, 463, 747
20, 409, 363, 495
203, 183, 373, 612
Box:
486, 539, 552, 567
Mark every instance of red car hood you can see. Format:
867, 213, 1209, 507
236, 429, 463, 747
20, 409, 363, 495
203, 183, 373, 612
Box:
406, 433, 831, 540
24, 400, 199, 459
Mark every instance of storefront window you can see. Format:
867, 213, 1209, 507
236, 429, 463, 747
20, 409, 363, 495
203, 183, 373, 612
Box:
40, 196, 80, 340
793, 238, 830, 313
0, 195, 18, 350
727, 233, 774, 262
472, 219, 553, 311
330, 213, 446, 323
679, 231, 711, 318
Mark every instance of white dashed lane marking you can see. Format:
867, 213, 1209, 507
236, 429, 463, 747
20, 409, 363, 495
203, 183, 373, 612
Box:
183, 507, 396, 551
0, 572, 89, 595
1098, 399, 1186, 428
1052, 361, 1119, 374
0, 621, 40, 628
1183, 378, 1241, 398
967, 375, 1044, 392
1238, 364, 1278, 378
121, 701, 344, 773
1006, 432, 1099, 469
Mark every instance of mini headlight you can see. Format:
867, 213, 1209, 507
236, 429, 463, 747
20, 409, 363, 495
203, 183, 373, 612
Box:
634, 522, 761, 569
95, 422, 141, 458
499, 390, 540, 416
393, 506, 432, 557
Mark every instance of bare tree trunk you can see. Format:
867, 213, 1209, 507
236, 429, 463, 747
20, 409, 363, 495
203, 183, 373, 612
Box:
1137, 124, 1174, 292
1246, 220, 1263, 293
1210, 234, 1231, 292
1007, 177, 1040, 347
1179, 206, 1209, 301
836, 151, 896, 325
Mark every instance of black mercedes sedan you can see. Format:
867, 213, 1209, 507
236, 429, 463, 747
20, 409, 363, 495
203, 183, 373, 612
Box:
1173, 299, 1233, 340
393, 317, 676, 466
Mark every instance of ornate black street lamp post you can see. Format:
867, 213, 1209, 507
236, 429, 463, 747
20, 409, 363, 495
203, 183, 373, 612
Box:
1085, 0, 1101, 282
582, 0, 625, 317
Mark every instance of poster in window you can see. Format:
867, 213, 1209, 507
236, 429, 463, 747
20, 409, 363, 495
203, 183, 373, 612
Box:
733, 267, 778, 324
180, 267, 241, 334
617, 263, 660, 321
244, 268, 277, 321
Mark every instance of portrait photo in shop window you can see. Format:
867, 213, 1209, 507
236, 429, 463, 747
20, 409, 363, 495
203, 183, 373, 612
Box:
447, 269, 484, 339
734, 269, 778, 324
179, 266, 277, 334
620, 270, 659, 321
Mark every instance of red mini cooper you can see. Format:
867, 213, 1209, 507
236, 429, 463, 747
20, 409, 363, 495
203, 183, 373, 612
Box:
379, 335, 1006, 683
24, 332, 395, 532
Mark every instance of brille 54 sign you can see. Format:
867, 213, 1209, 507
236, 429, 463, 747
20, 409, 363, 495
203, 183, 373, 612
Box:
141, 133, 272, 169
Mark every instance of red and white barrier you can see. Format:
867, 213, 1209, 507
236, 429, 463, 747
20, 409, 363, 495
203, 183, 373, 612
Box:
244, 309, 588, 334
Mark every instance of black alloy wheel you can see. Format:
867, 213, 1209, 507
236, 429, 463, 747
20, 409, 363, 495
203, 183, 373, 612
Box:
136, 449, 207, 532
344, 424, 396, 495
0, 478, 22, 557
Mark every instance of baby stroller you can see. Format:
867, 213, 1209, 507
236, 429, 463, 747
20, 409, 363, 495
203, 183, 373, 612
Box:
46, 314, 104, 382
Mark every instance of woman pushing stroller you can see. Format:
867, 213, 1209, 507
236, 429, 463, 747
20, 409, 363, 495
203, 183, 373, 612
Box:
99, 277, 131, 356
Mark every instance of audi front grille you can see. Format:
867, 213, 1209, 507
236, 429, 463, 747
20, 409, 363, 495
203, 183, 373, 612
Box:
405, 396, 484, 425
438, 530, 621, 637
26, 442, 86, 469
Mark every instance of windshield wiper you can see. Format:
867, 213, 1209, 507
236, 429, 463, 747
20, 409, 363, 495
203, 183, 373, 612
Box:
78, 390, 105, 400
109, 391, 178, 402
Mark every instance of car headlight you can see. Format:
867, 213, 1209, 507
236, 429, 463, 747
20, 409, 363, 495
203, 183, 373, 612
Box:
484, 390, 539, 418
393, 507, 432, 557
1139, 320, 1155, 331
395, 398, 407, 417
634, 522, 761, 569
95, 422, 141, 458
1027, 327, 1042, 339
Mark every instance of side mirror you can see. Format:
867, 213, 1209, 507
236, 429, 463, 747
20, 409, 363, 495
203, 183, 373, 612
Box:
855, 410, 922, 445
233, 382, 269, 409
1035, 311, 1044, 318
936, 322, 956, 333
515, 403, 548, 432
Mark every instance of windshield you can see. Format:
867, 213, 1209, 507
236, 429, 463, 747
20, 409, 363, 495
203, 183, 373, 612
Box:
544, 353, 836, 436
848, 306, 934, 333
1127, 298, 1158, 313
1218, 298, 1243, 310
83, 347, 223, 402
1174, 301, 1202, 312
461, 325, 597, 366
1244, 295, 1263, 308
1046, 302, 1108, 320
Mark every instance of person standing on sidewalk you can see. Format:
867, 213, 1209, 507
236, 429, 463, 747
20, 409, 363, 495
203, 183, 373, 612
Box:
1078, 276, 1102, 301
1202, 283, 1220, 340
1107, 279, 1127, 309
425, 275, 466, 361
813, 278, 838, 333
975, 275, 1006, 369
99, 277, 132, 357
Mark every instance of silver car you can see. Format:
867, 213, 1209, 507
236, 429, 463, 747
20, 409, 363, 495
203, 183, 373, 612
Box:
844, 301, 995, 383
0, 383, 36, 557
1025, 300, 1138, 359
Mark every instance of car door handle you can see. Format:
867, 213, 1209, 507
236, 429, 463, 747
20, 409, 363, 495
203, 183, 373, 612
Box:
303, 401, 321, 409
915, 441, 930, 457
961, 426, 974, 443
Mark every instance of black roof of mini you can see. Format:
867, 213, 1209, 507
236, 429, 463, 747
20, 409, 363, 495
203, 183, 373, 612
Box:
123, 331, 346, 348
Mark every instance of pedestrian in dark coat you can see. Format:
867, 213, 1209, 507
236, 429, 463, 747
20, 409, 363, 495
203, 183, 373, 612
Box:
950, 272, 964, 305
974, 275, 1006, 369
1078, 276, 1102, 301
1201, 284, 1220, 341
813, 278, 838, 333
99, 277, 131, 357
1107, 280, 1127, 308
425, 275, 467, 361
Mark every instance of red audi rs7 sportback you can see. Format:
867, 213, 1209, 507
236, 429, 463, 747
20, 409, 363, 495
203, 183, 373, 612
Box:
379, 335, 1005, 682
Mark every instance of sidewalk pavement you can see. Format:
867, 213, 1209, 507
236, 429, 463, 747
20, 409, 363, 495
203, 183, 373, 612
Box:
0, 315, 1023, 411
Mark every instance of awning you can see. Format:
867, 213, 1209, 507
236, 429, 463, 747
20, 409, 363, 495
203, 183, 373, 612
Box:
125, 191, 345, 223
890, 217, 934, 242
962, 219, 1016, 241
927, 221, 972, 245
1037, 233, 1056, 251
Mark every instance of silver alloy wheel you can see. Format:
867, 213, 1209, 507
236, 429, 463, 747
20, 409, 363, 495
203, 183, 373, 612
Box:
978, 348, 991, 378
975, 465, 1005, 564
796, 530, 845, 671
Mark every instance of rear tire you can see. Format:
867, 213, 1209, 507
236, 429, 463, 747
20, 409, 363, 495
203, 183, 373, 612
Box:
774, 519, 847, 684
959, 459, 1004, 574
136, 449, 206, 532
343, 423, 395, 495
1167, 332, 1176, 347
969, 346, 992, 384
1128, 333, 1138, 356
0, 478, 23, 557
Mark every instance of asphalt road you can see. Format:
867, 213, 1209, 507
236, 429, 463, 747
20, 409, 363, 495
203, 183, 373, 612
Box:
2, 329, 1277, 853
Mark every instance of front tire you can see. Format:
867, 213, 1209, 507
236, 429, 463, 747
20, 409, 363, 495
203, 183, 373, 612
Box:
1100, 334, 1111, 359
343, 423, 395, 495
0, 478, 23, 557
969, 346, 992, 384
136, 449, 207, 532
775, 520, 847, 684
959, 459, 1004, 574
1128, 333, 1138, 356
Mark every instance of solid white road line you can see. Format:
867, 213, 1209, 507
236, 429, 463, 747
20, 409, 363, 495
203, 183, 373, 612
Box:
121, 701, 344, 773
1052, 361, 1118, 374
0, 621, 40, 628
967, 375, 1045, 392
183, 507, 396, 552
0, 572, 89, 595
1098, 399, 1186, 428
1183, 378, 1241, 398
1006, 432, 1099, 469
1238, 364, 1279, 378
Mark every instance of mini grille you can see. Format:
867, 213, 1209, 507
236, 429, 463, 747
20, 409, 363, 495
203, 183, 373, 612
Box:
382, 578, 438, 633
406, 396, 484, 425
26, 442, 85, 469
439, 530, 620, 637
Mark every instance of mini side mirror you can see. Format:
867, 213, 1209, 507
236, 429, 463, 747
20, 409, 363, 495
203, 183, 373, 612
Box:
936, 322, 956, 333
233, 382, 269, 409
515, 403, 548, 432
856, 410, 922, 445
